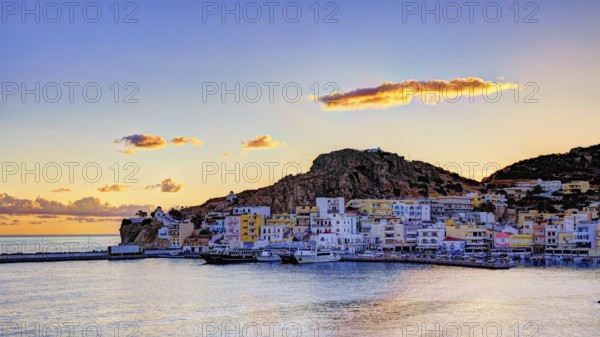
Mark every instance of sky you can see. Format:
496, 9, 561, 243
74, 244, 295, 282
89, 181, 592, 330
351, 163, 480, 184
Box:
1, 0, 600, 234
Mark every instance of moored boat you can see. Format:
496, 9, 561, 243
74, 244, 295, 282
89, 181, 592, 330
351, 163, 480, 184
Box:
256, 250, 281, 262
279, 252, 297, 264
200, 248, 259, 264
292, 248, 341, 264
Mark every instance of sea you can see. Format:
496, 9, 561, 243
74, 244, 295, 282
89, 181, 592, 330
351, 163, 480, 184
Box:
0, 235, 122, 255
1, 235, 599, 337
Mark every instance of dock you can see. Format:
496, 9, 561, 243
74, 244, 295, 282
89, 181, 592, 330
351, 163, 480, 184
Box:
341, 255, 516, 270
1, 252, 514, 269
1, 252, 152, 264
0, 252, 110, 264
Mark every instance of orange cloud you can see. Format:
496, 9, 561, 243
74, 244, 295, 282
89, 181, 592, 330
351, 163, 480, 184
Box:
97, 184, 129, 192
0, 219, 19, 226
0, 193, 152, 217
51, 188, 71, 193
224, 152, 232, 157
146, 178, 185, 193
119, 149, 136, 155
170, 136, 204, 146
241, 135, 285, 149
115, 134, 169, 150
318, 77, 518, 111
66, 216, 123, 223
116, 134, 204, 154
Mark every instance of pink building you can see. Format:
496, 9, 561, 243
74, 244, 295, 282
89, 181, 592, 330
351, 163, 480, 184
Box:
494, 232, 511, 248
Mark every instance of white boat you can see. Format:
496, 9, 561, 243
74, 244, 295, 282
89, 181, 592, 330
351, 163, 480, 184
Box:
359, 251, 384, 257
293, 248, 341, 264
256, 250, 282, 262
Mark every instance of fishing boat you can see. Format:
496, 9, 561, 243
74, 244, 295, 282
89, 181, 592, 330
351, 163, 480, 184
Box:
279, 252, 297, 264
199, 247, 259, 264
292, 248, 341, 264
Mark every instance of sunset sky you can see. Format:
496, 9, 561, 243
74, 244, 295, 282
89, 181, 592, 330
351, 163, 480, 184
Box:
2, 0, 600, 234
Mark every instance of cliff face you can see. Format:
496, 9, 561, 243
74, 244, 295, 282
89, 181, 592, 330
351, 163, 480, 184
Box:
119, 219, 170, 248
484, 144, 600, 183
184, 148, 484, 215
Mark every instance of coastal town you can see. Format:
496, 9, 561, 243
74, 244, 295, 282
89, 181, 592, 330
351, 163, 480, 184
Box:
117, 176, 600, 265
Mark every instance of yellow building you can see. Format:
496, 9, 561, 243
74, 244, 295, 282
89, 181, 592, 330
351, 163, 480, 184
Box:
267, 213, 296, 227
261, 214, 295, 242
346, 199, 393, 217
583, 203, 599, 219
445, 221, 488, 249
295, 206, 318, 234
509, 234, 533, 248
240, 214, 264, 243
296, 206, 318, 216
562, 181, 591, 194
597, 226, 600, 251
558, 232, 575, 248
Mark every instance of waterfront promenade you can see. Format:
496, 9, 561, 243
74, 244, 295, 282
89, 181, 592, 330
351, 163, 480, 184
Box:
340, 254, 516, 269
1, 251, 515, 269
0, 252, 145, 264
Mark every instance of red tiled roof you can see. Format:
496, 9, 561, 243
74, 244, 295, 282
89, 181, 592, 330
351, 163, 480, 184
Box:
442, 236, 465, 242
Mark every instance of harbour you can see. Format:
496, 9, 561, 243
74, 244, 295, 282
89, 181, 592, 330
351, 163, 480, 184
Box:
1, 257, 599, 337
4, 248, 599, 271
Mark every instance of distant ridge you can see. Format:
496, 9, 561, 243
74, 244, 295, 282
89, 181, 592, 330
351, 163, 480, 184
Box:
484, 144, 600, 184
184, 148, 484, 214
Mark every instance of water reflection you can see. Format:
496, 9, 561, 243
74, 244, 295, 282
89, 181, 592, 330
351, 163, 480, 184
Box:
0, 260, 599, 336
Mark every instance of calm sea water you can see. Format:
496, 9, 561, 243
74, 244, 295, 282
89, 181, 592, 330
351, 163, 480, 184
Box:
0, 235, 121, 254
1, 256, 599, 336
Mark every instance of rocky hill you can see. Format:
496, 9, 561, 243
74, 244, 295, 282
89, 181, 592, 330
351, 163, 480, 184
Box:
484, 144, 600, 184
119, 218, 170, 248
184, 148, 485, 215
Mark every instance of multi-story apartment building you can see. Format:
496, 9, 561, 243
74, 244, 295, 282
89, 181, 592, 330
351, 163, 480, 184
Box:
240, 214, 264, 243
316, 197, 345, 218
445, 220, 488, 252
494, 232, 511, 249
509, 234, 533, 251
583, 203, 600, 220
513, 179, 538, 189
434, 196, 474, 214
545, 224, 559, 249
532, 223, 547, 253
416, 223, 445, 251
260, 214, 296, 242
391, 199, 431, 221
370, 217, 402, 251
441, 236, 466, 253
157, 221, 194, 248
224, 215, 241, 245
562, 181, 591, 194
347, 199, 394, 218
574, 221, 599, 249
309, 213, 361, 247
233, 206, 271, 218
478, 193, 508, 208
558, 232, 576, 249
536, 179, 562, 192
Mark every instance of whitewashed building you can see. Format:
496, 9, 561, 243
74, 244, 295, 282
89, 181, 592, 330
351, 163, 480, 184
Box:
309, 213, 362, 248
316, 197, 345, 217
536, 179, 562, 192
392, 200, 431, 221
233, 206, 271, 218
416, 223, 446, 251
224, 215, 242, 245
574, 221, 598, 249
